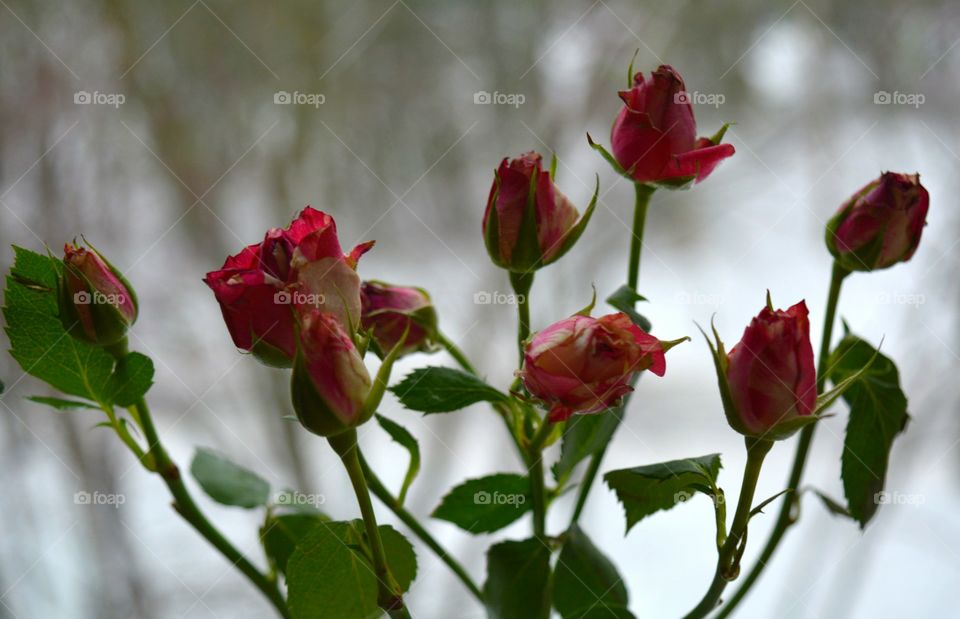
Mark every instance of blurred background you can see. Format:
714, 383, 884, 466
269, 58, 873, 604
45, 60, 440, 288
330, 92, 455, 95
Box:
1, 0, 958, 617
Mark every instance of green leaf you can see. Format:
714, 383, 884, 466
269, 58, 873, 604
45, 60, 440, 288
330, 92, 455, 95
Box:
262, 512, 330, 575
378, 524, 418, 593
606, 285, 651, 332
375, 414, 420, 505
604, 454, 722, 532
484, 537, 552, 619
389, 366, 508, 414
553, 413, 620, 484
829, 334, 909, 527
553, 525, 633, 618
5, 248, 114, 401
285, 520, 416, 618
3, 246, 153, 407
104, 352, 154, 406
189, 447, 270, 508
287, 521, 379, 619
432, 473, 531, 533
26, 396, 100, 411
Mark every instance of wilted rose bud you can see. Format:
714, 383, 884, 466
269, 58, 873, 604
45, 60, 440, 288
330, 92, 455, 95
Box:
519, 312, 678, 422
482, 152, 595, 273
725, 301, 816, 439
291, 311, 372, 437
611, 65, 734, 186
826, 172, 929, 272
59, 241, 138, 346
204, 207, 373, 367
360, 281, 437, 357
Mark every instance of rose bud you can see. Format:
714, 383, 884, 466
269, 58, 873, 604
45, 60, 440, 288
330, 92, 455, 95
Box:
291, 310, 373, 437
204, 207, 373, 367
610, 65, 734, 186
360, 281, 438, 358
826, 172, 929, 272
519, 312, 682, 422
482, 151, 596, 273
58, 241, 138, 346
723, 301, 816, 439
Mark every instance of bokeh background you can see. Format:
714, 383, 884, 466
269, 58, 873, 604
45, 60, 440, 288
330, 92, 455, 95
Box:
1, 1, 958, 617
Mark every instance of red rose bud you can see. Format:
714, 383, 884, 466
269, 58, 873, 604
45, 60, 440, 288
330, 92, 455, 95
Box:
360, 281, 438, 357
725, 301, 816, 439
291, 311, 372, 437
826, 172, 929, 272
611, 65, 734, 186
519, 312, 680, 422
204, 207, 373, 367
483, 151, 596, 273
59, 242, 138, 346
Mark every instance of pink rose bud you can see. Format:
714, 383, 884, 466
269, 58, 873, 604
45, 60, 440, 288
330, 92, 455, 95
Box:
482, 151, 595, 273
519, 312, 676, 422
826, 172, 929, 272
725, 301, 816, 439
360, 281, 438, 357
59, 241, 138, 346
204, 207, 373, 367
291, 310, 372, 437
611, 65, 734, 186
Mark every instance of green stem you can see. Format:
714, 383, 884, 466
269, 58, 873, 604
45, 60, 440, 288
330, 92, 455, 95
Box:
328, 430, 408, 616
683, 438, 773, 619
570, 183, 654, 526
627, 183, 654, 290
508, 270, 535, 365
359, 453, 484, 602
527, 418, 554, 539
715, 262, 849, 618
133, 397, 289, 618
